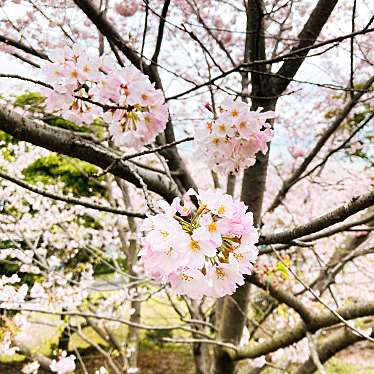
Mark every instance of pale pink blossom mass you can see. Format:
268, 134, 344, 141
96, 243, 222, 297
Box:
102, 66, 169, 148
115, 0, 139, 17
49, 351, 76, 374
139, 189, 259, 298
40, 47, 168, 149
196, 98, 276, 175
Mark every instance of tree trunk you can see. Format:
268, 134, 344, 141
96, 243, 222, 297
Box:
212, 0, 273, 369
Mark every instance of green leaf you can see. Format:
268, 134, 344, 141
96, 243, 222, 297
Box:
22, 154, 107, 197
276, 261, 289, 280
14, 91, 45, 109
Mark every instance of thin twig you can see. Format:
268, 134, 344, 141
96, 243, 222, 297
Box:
0, 170, 146, 218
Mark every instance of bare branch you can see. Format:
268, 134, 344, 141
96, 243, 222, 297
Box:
249, 273, 313, 323
295, 324, 374, 374
168, 27, 374, 101
232, 299, 374, 360
0, 170, 146, 218
151, 0, 171, 64
97, 136, 194, 177
0, 34, 49, 60
272, 0, 338, 94
261, 190, 374, 245
267, 75, 374, 212
296, 112, 374, 182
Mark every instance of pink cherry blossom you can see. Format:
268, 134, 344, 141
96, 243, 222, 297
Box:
288, 146, 305, 158
196, 98, 276, 175
140, 189, 259, 298
206, 262, 245, 298
40, 48, 169, 149
101, 66, 169, 148
115, 0, 139, 17
40, 46, 103, 124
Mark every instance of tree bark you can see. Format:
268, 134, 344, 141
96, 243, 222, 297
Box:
212, 0, 273, 371
213, 0, 341, 371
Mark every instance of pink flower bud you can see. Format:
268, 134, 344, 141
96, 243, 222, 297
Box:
288, 146, 305, 158
214, 16, 224, 29
115, 0, 139, 17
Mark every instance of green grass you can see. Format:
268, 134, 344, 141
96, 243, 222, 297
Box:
325, 358, 373, 374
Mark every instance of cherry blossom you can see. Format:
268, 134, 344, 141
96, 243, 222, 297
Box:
140, 189, 259, 298
288, 146, 305, 158
115, 0, 139, 17
95, 367, 109, 374
21, 361, 40, 374
196, 98, 276, 175
101, 66, 169, 148
41, 46, 102, 124
41, 47, 169, 149
0, 331, 18, 356
49, 351, 76, 374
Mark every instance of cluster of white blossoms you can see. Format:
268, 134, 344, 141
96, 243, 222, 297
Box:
21, 361, 40, 374
49, 351, 76, 374
139, 189, 259, 298
41, 46, 168, 149
0, 331, 18, 356
196, 98, 276, 175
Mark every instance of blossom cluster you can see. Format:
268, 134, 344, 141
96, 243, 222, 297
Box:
41, 46, 168, 149
139, 189, 259, 298
196, 98, 276, 175
49, 351, 76, 374
0, 331, 18, 356
21, 361, 40, 374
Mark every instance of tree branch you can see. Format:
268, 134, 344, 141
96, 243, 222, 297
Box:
295, 324, 374, 374
271, 0, 338, 94
151, 0, 171, 64
0, 105, 179, 202
0, 170, 146, 218
231, 301, 374, 360
267, 75, 374, 212
295, 212, 374, 242
72, 0, 144, 71
249, 273, 313, 323
0, 34, 49, 60
296, 112, 374, 182
261, 190, 374, 245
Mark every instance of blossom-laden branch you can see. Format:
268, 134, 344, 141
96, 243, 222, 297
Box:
71, 0, 197, 197
0, 105, 180, 202
140, 189, 259, 298
39, 47, 169, 149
